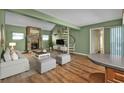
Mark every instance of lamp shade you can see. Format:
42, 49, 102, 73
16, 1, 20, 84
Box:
9, 42, 16, 46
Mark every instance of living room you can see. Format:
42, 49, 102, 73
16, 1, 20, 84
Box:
0, 9, 124, 83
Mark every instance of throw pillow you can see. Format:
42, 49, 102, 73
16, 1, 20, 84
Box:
11, 50, 19, 60
4, 49, 12, 62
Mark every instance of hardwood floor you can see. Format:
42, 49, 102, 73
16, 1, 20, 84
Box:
0, 54, 105, 83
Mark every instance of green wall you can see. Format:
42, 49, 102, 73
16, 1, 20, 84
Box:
0, 10, 5, 58
6, 19, 121, 53
5, 25, 26, 51
70, 19, 122, 54
104, 28, 110, 54
42, 30, 51, 49
5, 25, 50, 51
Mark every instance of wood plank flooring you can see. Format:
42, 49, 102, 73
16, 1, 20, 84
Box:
0, 54, 105, 83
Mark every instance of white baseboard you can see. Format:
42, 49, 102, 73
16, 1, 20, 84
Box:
71, 52, 88, 56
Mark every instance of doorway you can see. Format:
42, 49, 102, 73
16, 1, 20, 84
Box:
90, 27, 104, 54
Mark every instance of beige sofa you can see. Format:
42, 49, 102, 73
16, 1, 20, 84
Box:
0, 54, 30, 79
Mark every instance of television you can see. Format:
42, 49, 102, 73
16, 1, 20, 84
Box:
56, 39, 64, 45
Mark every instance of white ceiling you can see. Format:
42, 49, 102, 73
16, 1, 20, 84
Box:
5, 11, 56, 31
36, 9, 122, 26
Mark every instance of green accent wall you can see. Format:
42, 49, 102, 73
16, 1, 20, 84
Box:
5, 25, 50, 51
70, 19, 122, 54
104, 28, 110, 54
0, 10, 5, 58
42, 30, 51, 49
5, 25, 26, 51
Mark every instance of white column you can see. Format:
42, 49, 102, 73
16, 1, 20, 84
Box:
67, 27, 70, 54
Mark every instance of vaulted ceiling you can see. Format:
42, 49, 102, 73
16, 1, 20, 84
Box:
6, 9, 122, 31
5, 11, 56, 31
36, 9, 122, 26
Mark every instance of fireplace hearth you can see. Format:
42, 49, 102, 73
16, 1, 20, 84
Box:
31, 43, 39, 49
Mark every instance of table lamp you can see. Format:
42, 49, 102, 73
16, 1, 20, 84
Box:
9, 42, 16, 50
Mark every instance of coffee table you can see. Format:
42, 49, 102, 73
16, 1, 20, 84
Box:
33, 51, 50, 60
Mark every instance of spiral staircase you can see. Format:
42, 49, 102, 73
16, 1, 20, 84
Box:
52, 26, 76, 53
69, 34, 76, 52
61, 28, 76, 53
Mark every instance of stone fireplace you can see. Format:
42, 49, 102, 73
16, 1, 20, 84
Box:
26, 26, 42, 52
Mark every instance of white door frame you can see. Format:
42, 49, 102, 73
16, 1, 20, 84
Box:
90, 27, 104, 54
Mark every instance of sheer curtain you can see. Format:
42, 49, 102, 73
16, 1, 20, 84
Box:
110, 26, 124, 56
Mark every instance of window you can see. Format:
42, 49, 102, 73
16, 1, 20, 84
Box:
12, 33, 24, 40
42, 35, 49, 40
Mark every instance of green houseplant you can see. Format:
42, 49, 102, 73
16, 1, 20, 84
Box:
48, 34, 53, 51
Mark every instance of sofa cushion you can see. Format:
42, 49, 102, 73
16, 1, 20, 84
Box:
37, 57, 56, 73
0, 56, 30, 79
0, 59, 4, 63
16, 50, 22, 58
6, 48, 10, 53
4, 48, 12, 62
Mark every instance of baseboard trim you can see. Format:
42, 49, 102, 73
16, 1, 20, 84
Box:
71, 52, 88, 56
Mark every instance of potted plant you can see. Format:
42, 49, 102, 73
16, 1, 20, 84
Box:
48, 34, 53, 51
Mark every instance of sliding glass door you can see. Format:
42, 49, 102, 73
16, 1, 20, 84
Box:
110, 26, 124, 56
